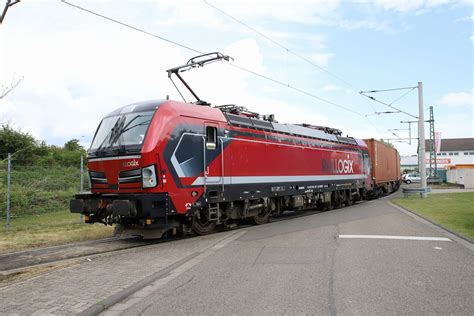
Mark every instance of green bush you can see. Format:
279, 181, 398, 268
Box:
0, 125, 86, 168
0, 126, 90, 218
0, 166, 86, 217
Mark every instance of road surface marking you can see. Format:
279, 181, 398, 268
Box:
338, 234, 451, 241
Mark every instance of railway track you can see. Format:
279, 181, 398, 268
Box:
0, 201, 373, 277
0, 237, 158, 273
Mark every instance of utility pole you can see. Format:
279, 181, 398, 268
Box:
418, 82, 427, 197
428, 106, 438, 179
360, 82, 429, 197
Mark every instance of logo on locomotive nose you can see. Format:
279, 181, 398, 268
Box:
334, 159, 354, 174
123, 160, 139, 168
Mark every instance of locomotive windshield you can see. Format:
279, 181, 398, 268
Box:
89, 111, 154, 155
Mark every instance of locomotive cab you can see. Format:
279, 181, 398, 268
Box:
70, 100, 177, 238
70, 99, 228, 239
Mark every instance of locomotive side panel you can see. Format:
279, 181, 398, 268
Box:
203, 126, 368, 202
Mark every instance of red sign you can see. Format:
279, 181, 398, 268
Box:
425, 158, 451, 164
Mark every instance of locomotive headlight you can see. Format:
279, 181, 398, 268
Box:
142, 165, 157, 188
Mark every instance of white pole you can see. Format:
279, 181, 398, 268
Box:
6, 153, 11, 230
418, 82, 428, 198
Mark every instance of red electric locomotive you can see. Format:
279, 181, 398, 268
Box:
70, 53, 400, 238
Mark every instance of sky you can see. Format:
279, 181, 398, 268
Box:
0, 0, 473, 155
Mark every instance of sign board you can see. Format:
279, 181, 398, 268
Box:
434, 132, 441, 154
425, 158, 451, 164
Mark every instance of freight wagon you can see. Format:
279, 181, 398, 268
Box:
363, 138, 401, 197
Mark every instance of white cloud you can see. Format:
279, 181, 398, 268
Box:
322, 84, 339, 91
454, 14, 474, 22
438, 91, 473, 107
471, 33, 474, 42
309, 53, 334, 67
263, 85, 278, 93
267, 31, 327, 49
374, 0, 451, 12
0, 1, 339, 145
457, 0, 474, 6
154, 0, 341, 26
156, 0, 390, 32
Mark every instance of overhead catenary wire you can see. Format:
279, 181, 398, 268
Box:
202, 0, 396, 138
360, 86, 417, 94
388, 87, 416, 106
203, 0, 358, 91
364, 111, 400, 117
360, 88, 418, 119
61, 0, 365, 117
60, 0, 202, 54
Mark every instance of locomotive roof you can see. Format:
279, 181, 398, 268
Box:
224, 112, 358, 145
105, 99, 167, 117
103, 100, 360, 146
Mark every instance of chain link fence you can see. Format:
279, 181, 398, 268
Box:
0, 153, 89, 229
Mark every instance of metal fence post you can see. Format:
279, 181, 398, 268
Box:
80, 154, 84, 192
80, 154, 84, 223
6, 153, 11, 230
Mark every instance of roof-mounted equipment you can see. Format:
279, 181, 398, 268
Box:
298, 123, 342, 136
166, 52, 233, 106
215, 104, 277, 122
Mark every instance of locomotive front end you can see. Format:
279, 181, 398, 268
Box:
69, 100, 175, 238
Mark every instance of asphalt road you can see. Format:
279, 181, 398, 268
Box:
101, 196, 474, 315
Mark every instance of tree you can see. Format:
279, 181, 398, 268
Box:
64, 139, 84, 152
0, 74, 23, 99
0, 0, 21, 25
379, 138, 394, 148
0, 124, 36, 162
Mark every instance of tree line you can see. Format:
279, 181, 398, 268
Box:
0, 125, 86, 167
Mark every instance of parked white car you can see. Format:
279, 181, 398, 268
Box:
404, 173, 421, 184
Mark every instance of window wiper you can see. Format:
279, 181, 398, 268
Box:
111, 116, 151, 145
109, 117, 126, 147
96, 117, 124, 152
120, 119, 152, 134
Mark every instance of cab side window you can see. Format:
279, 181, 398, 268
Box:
206, 126, 217, 150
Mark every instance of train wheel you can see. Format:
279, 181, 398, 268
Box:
192, 212, 216, 235
324, 202, 334, 211
333, 191, 343, 209
252, 209, 270, 225
344, 190, 353, 206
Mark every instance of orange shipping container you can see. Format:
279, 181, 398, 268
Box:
363, 139, 401, 185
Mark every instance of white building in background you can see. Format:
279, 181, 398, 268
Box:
400, 138, 474, 170
427, 138, 474, 167
400, 138, 474, 186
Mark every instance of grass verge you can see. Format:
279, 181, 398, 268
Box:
0, 210, 114, 253
392, 192, 474, 240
